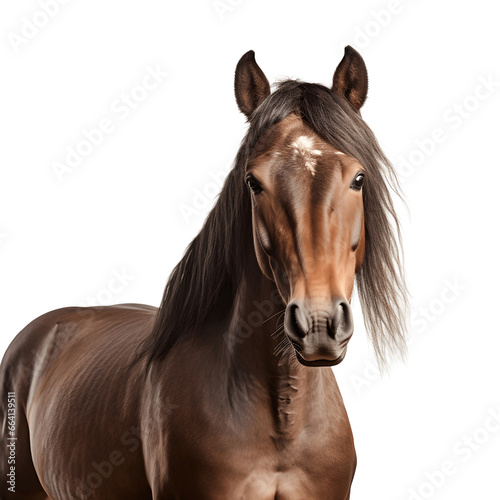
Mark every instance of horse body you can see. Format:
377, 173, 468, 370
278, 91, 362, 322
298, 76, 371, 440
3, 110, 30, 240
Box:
0, 305, 155, 499
1, 270, 355, 499
141, 266, 356, 499
1, 46, 407, 499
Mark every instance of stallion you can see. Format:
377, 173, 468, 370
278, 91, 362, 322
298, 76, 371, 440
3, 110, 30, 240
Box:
0, 46, 407, 499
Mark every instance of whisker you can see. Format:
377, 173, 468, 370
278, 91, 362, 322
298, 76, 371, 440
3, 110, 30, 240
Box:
261, 308, 286, 326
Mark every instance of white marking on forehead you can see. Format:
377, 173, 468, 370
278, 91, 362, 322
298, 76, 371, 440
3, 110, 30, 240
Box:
290, 135, 322, 175
334, 151, 345, 155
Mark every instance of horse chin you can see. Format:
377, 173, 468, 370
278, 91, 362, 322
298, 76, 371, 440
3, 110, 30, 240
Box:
294, 350, 346, 367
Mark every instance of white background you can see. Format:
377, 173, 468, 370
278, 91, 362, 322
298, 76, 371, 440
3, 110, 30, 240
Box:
1, 1, 499, 499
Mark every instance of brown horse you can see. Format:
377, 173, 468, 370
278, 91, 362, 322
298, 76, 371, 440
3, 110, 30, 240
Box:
0, 47, 407, 499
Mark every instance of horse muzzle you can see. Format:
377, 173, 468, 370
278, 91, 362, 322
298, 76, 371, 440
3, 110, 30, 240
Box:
284, 297, 354, 367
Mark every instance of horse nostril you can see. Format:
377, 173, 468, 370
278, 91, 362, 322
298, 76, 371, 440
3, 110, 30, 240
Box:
327, 300, 353, 340
286, 302, 308, 340
326, 319, 335, 339
291, 304, 307, 338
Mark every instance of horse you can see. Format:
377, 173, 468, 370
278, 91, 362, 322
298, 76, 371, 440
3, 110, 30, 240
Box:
0, 46, 408, 500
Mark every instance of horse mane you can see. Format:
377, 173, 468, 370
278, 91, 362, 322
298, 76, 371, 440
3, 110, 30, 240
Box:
138, 79, 408, 370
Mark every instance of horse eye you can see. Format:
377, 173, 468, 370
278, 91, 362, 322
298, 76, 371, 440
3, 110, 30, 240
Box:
246, 175, 263, 194
350, 172, 365, 191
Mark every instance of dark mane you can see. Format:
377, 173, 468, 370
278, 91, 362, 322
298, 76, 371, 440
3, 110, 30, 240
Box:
138, 79, 408, 370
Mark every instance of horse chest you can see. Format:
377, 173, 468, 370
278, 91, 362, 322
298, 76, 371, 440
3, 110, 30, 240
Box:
159, 390, 356, 500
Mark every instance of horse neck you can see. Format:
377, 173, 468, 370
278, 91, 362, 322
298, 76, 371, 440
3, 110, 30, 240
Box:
222, 254, 326, 437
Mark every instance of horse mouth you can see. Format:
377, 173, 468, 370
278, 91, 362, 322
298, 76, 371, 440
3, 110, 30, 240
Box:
294, 350, 346, 367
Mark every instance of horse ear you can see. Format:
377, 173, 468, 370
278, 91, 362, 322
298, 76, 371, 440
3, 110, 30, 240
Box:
332, 46, 368, 112
234, 50, 271, 119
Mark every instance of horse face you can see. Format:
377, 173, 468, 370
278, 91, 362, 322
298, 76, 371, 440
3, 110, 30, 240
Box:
236, 47, 370, 367
245, 114, 366, 366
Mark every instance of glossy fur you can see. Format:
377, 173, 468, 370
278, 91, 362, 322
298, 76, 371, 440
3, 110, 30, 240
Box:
0, 47, 407, 499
